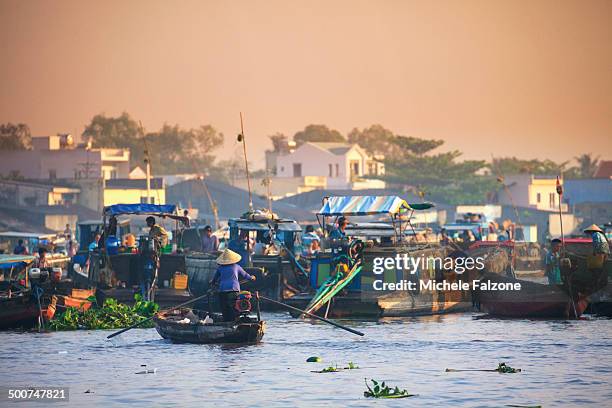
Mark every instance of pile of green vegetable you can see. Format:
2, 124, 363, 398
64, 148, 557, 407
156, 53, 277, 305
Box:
49, 295, 159, 331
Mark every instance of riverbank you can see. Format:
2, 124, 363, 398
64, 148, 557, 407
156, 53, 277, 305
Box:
1, 312, 610, 407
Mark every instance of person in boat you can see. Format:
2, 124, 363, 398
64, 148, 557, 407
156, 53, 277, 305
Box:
88, 233, 101, 252
33, 247, 51, 269
211, 249, 256, 321
545, 238, 562, 285
439, 228, 450, 245
584, 224, 610, 262
13, 239, 29, 255
301, 225, 320, 257
329, 216, 349, 240
201, 225, 220, 253
146, 216, 169, 250
228, 230, 253, 267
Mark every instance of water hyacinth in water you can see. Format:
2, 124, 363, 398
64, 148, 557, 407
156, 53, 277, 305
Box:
363, 379, 414, 399
49, 295, 159, 331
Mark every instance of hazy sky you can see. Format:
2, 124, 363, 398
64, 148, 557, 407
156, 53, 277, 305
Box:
1, 0, 611, 168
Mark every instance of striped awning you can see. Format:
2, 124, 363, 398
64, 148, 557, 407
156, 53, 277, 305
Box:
318, 196, 412, 216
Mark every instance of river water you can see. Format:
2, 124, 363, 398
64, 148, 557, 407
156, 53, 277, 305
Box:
1, 312, 611, 407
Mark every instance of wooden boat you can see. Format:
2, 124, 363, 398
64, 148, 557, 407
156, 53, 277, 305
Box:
0, 292, 57, 330
287, 196, 476, 318
154, 309, 265, 344
0, 255, 58, 330
475, 247, 607, 318
474, 273, 588, 318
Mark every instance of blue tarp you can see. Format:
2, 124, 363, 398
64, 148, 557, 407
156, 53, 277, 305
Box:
318, 196, 412, 216
103, 204, 177, 216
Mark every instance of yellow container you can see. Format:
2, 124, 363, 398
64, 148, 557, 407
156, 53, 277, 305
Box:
172, 273, 188, 289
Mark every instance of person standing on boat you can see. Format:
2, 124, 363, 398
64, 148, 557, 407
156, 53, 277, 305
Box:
13, 239, 29, 255
329, 217, 349, 240
201, 225, 219, 253
301, 225, 321, 256
584, 224, 610, 264
211, 249, 256, 321
545, 238, 562, 285
33, 247, 51, 269
228, 230, 253, 267
146, 216, 169, 250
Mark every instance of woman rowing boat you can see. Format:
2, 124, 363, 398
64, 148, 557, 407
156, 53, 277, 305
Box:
210, 249, 256, 321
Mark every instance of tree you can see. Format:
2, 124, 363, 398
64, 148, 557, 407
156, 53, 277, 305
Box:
380, 135, 496, 205
269, 133, 290, 153
82, 112, 143, 161
348, 125, 444, 159
82, 113, 224, 174
490, 157, 568, 176
572, 153, 600, 178
0, 123, 32, 150
293, 124, 345, 146
145, 124, 224, 174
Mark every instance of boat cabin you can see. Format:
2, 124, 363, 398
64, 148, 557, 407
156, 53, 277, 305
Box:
0, 231, 57, 255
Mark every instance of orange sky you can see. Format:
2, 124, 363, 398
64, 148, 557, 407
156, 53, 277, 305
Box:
1, 0, 611, 168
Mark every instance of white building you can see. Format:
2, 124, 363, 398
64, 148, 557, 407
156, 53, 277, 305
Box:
275, 142, 385, 190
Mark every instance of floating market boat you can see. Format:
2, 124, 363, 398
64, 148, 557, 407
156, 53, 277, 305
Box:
286, 196, 475, 318
82, 203, 193, 307
0, 255, 57, 330
564, 237, 612, 317
154, 310, 265, 344
475, 246, 608, 318
185, 209, 307, 310
154, 290, 265, 344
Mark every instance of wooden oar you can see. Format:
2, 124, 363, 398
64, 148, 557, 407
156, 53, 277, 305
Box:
259, 295, 364, 337
106, 279, 250, 339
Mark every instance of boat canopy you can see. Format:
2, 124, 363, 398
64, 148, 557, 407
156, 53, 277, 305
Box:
0, 231, 56, 240
103, 204, 189, 223
228, 218, 302, 232
104, 204, 177, 216
0, 255, 36, 269
318, 196, 430, 216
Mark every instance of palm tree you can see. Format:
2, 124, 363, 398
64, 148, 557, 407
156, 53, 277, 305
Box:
574, 153, 600, 178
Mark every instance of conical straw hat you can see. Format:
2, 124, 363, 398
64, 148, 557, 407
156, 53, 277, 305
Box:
216, 248, 242, 265
583, 224, 603, 233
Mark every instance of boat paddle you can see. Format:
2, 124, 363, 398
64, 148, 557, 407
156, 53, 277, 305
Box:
259, 295, 364, 337
106, 279, 250, 340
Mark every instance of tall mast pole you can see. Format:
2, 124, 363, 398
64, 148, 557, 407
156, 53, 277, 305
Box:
239, 112, 253, 210
140, 121, 151, 204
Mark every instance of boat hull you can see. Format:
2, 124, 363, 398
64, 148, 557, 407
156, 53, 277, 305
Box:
286, 291, 473, 318
475, 273, 588, 318
0, 294, 57, 330
154, 313, 265, 344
